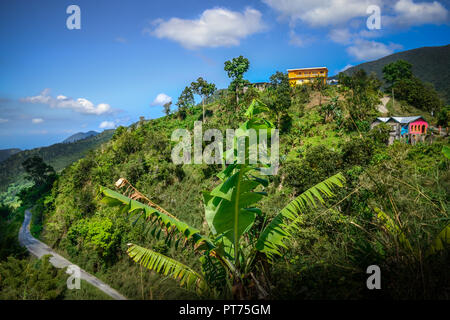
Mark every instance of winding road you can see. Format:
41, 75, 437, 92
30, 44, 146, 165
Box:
19, 209, 127, 300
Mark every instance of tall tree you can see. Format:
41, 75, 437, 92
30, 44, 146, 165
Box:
312, 77, 326, 106
163, 101, 172, 116
191, 77, 216, 123
22, 156, 56, 186
383, 60, 413, 107
383, 59, 443, 113
338, 70, 381, 133
382, 60, 413, 87
268, 71, 292, 127
224, 55, 250, 107
176, 86, 195, 118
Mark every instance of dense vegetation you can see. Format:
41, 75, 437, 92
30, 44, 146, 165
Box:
1, 55, 449, 300
0, 129, 114, 206
340, 44, 450, 103
0, 148, 21, 163
0, 201, 111, 299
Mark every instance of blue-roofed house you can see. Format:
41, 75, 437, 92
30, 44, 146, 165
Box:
370, 116, 429, 145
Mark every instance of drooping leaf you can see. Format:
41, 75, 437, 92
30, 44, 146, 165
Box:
127, 243, 207, 294
244, 99, 270, 119
427, 224, 450, 256
442, 145, 450, 159
256, 172, 346, 261
374, 207, 413, 252
99, 186, 215, 251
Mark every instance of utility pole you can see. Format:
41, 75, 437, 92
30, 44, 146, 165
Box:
392, 87, 394, 109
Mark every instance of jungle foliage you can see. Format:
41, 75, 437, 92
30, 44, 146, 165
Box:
5, 56, 448, 300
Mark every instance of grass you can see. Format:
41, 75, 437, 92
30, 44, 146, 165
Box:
385, 97, 437, 124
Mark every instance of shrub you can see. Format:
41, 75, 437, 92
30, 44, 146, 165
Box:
368, 123, 391, 145
341, 138, 374, 167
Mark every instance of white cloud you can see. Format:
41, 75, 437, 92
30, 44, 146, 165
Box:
264, 0, 448, 28
32, 118, 44, 124
339, 64, 354, 73
0, 118, 8, 124
21, 89, 112, 115
389, 0, 448, 27
151, 93, 172, 106
329, 28, 354, 44
99, 121, 116, 129
289, 31, 305, 47
263, 0, 381, 27
148, 7, 266, 49
347, 39, 402, 61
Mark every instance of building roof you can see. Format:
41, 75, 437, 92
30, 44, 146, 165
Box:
374, 116, 426, 124
287, 67, 328, 71
391, 116, 424, 124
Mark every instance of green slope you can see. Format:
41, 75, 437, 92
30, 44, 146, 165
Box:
338, 44, 450, 102
0, 129, 114, 193
0, 148, 21, 163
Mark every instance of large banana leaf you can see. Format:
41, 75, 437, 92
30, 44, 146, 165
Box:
203, 165, 266, 247
244, 99, 270, 119
442, 145, 450, 159
374, 207, 413, 252
204, 99, 272, 250
99, 186, 215, 251
427, 224, 450, 256
127, 243, 207, 293
256, 172, 345, 261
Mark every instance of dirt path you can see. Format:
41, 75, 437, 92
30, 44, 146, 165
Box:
19, 209, 127, 300
377, 96, 390, 114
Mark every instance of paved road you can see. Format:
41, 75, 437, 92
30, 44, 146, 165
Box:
19, 209, 127, 300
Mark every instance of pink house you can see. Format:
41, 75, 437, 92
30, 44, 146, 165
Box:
371, 116, 429, 145
409, 119, 428, 135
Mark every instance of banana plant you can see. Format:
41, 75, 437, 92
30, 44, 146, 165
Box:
373, 207, 450, 258
98, 99, 345, 299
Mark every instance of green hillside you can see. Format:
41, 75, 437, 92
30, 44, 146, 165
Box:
2, 57, 449, 301
27, 70, 449, 300
339, 44, 450, 103
0, 148, 21, 163
63, 131, 99, 143
0, 129, 114, 193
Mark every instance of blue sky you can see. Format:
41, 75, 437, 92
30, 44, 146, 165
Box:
0, 0, 449, 149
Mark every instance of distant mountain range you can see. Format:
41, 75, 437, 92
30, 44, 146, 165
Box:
335, 44, 450, 103
63, 131, 99, 143
0, 148, 21, 163
0, 129, 114, 192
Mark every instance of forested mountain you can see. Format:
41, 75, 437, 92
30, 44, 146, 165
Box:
0, 148, 21, 163
0, 130, 114, 192
337, 44, 450, 102
63, 131, 99, 143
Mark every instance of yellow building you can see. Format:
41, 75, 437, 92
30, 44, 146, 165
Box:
287, 67, 328, 86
